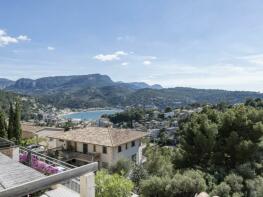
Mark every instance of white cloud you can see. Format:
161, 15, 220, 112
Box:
143, 60, 152, 65
47, 46, 55, 51
94, 51, 127, 62
17, 35, 31, 41
0, 29, 30, 47
121, 62, 129, 66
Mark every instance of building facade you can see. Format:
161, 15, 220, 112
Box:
47, 127, 147, 168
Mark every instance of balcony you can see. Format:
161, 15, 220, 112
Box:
61, 150, 101, 163
47, 146, 101, 166
0, 138, 98, 197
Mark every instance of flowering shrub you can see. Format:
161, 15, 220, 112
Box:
19, 153, 59, 175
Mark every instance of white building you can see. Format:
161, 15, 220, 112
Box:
47, 127, 147, 168
164, 111, 175, 118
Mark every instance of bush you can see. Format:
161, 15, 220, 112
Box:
130, 164, 148, 189
224, 173, 243, 194
109, 159, 132, 177
140, 170, 207, 197
140, 176, 170, 197
95, 170, 134, 197
210, 182, 231, 197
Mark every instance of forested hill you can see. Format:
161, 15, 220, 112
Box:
123, 87, 263, 108
2, 74, 263, 109
0, 90, 41, 120
0, 78, 14, 89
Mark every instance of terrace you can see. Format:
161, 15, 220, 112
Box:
0, 137, 98, 197
48, 145, 101, 166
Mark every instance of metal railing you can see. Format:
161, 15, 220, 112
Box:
0, 137, 15, 149
19, 146, 76, 170
0, 162, 98, 197
19, 147, 83, 193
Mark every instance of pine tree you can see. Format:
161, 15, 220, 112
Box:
7, 103, 14, 140
0, 110, 7, 138
13, 99, 21, 144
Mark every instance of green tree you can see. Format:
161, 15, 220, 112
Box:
109, 159, 132, 177
245, 176, 263, 197
145, 147, 173, 177
140, 170, 207, 197
158, 128, 169, 146
95, 170, 133, 197
0, 111, 7, 138
130, 164, 148, 190
165, 107, 172, 113
7, 103, 14, 140
13, 100, 22, 144
179, 113, 218, 167
171, 104, 263, 195
210, 182, 231, 197
140, 176, 170, 197
224, 173, 243, 195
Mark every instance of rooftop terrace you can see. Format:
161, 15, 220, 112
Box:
0, 153, 45, 191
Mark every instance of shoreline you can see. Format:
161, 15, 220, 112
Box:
59, 108, 123, 118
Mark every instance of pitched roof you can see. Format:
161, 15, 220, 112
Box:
21, 123, 44, 133
21, 123, 64, 138
48, 127, 148, 147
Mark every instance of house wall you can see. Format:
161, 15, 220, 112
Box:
48, 138, 143, 168
112, 139, 142, 165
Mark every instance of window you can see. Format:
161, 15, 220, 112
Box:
59, 139, 64, 142
93, 145, 96, 152
131, 141, 135, 147
125, 143, 128, 150
83, 144, 88, 154
118, 145, 122, 152
103, 146, 107, 154
132, 154, 136, 162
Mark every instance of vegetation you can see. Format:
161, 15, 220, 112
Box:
107, 108, 145, 128
95, 170, 134, 197
136, 101, 263, 197
0, 111, 7, 138
0, 96, 22, 144
0, 90, 41, 121
5, 74, 263, 109
109, 159, 132, 177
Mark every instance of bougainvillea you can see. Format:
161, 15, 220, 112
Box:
19, 153, 59, 175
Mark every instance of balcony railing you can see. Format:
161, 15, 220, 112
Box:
47, 146, 101, 163
62, 150, 101, 162
0, 137, 15, 149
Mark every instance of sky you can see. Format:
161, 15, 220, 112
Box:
1, 0, 263, 91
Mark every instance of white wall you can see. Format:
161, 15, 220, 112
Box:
112, 139, 141, 164
50, 138, 143, 167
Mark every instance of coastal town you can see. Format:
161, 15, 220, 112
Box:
0, 99, 205, 196
1, 1, 263, 197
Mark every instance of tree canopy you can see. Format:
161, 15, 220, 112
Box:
138, 102, 263, 196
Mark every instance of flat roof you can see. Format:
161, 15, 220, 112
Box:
48, 127, 148, 147
40, 185, 79, 197
0, 153, 45, 191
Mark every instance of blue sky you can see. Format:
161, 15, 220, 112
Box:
1, 0, 263, 91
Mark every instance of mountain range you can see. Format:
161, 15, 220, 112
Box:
1, 74, 263, 109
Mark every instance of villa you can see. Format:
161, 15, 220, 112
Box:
47, 127, 148, 168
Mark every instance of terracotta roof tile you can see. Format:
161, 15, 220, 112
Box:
48, 127, 148, 147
